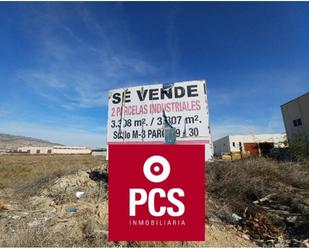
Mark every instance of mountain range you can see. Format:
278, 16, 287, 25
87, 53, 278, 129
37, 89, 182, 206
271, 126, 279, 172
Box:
0, 133, 61, 151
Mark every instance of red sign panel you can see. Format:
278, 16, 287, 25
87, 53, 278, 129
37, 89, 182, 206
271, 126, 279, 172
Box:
108, 144, 205, 241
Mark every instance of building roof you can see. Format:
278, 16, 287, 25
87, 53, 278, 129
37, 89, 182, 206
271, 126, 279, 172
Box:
280, 91, 309, 107
52, 146, 89, 149
227, 133, 286, 137
214, 133, 286, 142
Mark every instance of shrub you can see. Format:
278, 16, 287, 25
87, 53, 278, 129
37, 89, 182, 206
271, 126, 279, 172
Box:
287, 135, 309, 161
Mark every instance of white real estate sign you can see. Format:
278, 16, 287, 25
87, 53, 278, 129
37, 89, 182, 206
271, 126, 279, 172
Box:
106, 80, 213, 160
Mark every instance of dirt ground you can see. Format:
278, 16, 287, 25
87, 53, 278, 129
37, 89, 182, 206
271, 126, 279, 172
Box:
0, 154, 308, 247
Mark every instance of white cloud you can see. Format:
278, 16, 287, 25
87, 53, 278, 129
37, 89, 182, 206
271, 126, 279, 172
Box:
211, 117, 285, 141
17, 5, 157, 109
18, 71, 67, 89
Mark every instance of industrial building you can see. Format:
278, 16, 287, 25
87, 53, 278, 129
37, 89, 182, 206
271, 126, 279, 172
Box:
18, 146, 53, 154
91, 148, 107, 157
52, 146, 91, 154
18, 146, 91, 155
281, 92, 309, 142
214, 133, 287, 158
0, 149, 9, 155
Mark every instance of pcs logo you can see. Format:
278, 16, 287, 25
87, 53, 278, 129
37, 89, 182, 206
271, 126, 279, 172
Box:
108, 144, 205, 241
130, 155, 185, 218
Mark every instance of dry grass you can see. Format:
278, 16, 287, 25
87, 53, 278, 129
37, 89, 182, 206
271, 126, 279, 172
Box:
0, 154, 107, 247
206, 157, 309, 241
0, 219, 49, 247
0, 154, 104, 195
0, 200, 7, 211
207, 157, 309, 206
1, 155, 308, 247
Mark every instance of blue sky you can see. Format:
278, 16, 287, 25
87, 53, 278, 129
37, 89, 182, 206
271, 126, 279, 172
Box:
0, 2, 308, 147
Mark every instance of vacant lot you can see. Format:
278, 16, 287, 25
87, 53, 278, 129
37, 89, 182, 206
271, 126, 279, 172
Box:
0, 154, 108, 247
0, 154, 308, 247
0, 154, 103, 190
207, 158, 309, 247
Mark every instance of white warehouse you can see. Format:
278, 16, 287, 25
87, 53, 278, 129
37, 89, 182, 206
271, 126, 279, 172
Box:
52, 146, 91, 154
18, 146, 91, 155
18, 146, 53, 154
214, 133, 287, 157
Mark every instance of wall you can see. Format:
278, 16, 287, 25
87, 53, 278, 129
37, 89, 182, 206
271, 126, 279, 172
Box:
18, 147, 53, 154
281, 92, 309, 142
214, 133, 286, 155
53, 147, 91, 154
214, 136, 231, 156
91, 151, 107, 157
18, 146, 91, 154
228, 134, 287, 153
